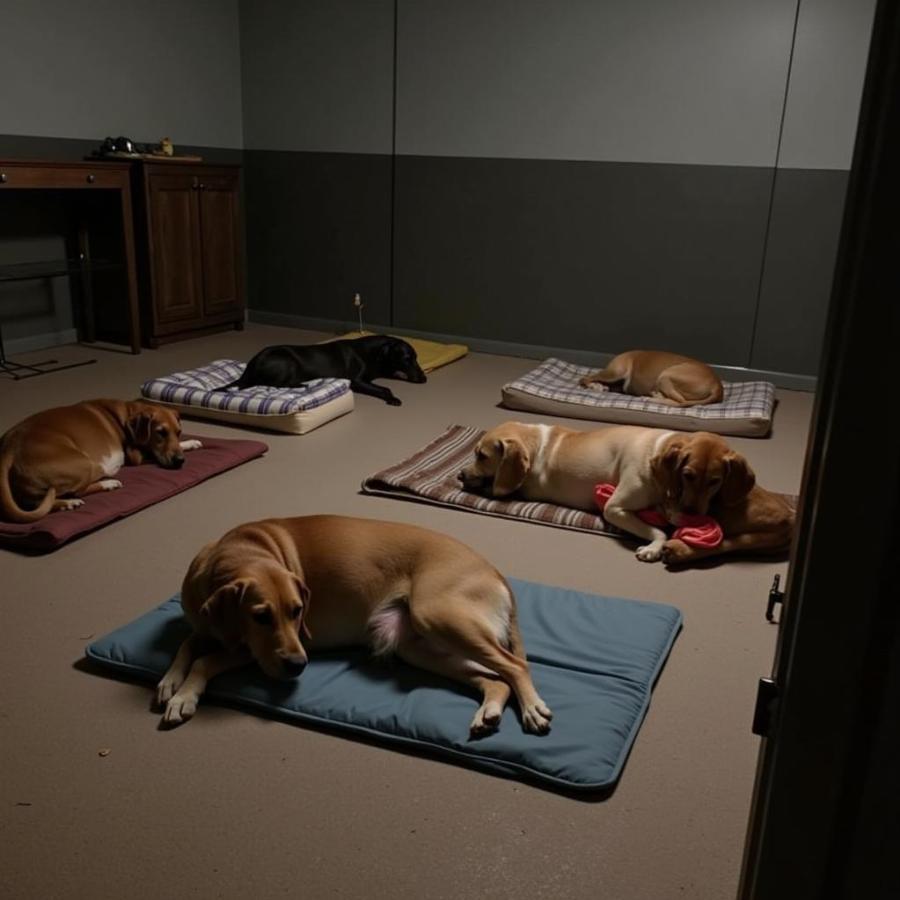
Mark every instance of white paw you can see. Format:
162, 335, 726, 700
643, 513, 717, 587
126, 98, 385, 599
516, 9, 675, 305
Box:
58, 498, 84, 511
469, 699, 503, 736
163, 691, 199, 725
636, 543, 664, 562
180, 440, 203, 451
587, 382, 609, 392
521, 699, 553, 735
98, 479, 123, 492
156, 673, 185, 707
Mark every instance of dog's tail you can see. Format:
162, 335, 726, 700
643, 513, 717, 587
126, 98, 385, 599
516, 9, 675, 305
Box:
0, 446, 56, 523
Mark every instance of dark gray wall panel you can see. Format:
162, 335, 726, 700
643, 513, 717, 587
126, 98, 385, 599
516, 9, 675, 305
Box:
0, 0, 243, 148
239, 0, 394, 154
751, 169, 849, 375
392, 156, 772, 365
244, 150, 392, 325
397, 0, 796, 166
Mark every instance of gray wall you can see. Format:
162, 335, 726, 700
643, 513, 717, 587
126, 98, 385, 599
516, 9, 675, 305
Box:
396, 0, 796, 167
240, 0, 876, 384
0, 0, 243, 148
0, 0, 243, 351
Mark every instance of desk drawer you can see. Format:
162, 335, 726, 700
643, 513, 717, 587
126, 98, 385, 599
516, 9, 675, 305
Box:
0, 165, 126, 189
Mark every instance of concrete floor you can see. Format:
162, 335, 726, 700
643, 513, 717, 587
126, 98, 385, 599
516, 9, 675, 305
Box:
0, 324, 813, 900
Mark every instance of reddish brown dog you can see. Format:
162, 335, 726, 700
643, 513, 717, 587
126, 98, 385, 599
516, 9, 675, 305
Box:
651, 432, 795, 566
0, 399, 200, 522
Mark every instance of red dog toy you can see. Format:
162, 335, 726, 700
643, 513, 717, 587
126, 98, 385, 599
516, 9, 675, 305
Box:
593, 483, 723, 549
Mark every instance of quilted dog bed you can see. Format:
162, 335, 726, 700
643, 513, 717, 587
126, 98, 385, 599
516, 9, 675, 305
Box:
361, 425, 797, 541
85, 578, 682, 793
140, 359, 354, 434
0, 436, 267, 553
502, 358, 776, 437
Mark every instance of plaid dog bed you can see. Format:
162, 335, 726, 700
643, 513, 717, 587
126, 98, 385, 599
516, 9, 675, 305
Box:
362, 425, 797, 542
502, 359, 776, 437
140, 359, 354, 435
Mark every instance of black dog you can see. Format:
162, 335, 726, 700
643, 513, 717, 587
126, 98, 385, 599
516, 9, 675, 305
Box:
227, 335, 427, 405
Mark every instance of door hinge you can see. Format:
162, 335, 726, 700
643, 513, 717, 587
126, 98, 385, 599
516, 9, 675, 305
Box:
752, 677, 779, 737
765, 573, 784, 622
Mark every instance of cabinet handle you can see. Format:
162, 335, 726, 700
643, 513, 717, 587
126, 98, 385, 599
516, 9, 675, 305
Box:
86, 174, 95, 184
191, 177, 200, 190
199, 183, 206, 190
0, 173, 6, 183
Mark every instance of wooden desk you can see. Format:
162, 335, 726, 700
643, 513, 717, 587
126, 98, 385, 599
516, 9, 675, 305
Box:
0, 159, 142, 356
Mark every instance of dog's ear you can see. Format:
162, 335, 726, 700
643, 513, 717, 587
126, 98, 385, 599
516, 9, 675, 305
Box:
200, 579, 250, 649
125, 410, 154, 446
290, 574, 313, 640
651, 439, 686, 498
493, 438, 530, 497
720, 451, 756, 505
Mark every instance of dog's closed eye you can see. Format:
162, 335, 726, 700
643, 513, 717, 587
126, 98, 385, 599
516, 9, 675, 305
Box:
251, 606, 274, 626
289, 605, 302, 619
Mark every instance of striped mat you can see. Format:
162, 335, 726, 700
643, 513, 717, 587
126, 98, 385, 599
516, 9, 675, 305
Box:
362, 424, 626, 538
361, 424, 797, 541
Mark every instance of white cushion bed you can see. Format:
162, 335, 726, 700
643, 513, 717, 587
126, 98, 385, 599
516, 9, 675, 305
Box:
501, 358, 776, 437
141, 359, 354, 435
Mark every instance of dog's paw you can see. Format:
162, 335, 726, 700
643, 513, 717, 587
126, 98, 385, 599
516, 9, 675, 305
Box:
386, 396, 402, 406
469, 699, 504, 737
98, 479, 123, 492
162, 691, 199, 726
580, 379, 608, 392
57, 498, 85, 511
661, 539, 694, 566
156, 673, 185, 708
180, 439, 203, 451
636, 542, 664, 563
521, 698, 553, 735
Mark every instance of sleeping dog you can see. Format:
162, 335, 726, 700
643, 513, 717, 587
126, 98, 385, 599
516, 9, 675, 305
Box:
0, 399, 200, 523
228, 335, 426, 406
156, 515, 553, 736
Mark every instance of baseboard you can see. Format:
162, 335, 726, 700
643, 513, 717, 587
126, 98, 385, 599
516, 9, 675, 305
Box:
3, 328, 79, 355
247, 309, 818, 392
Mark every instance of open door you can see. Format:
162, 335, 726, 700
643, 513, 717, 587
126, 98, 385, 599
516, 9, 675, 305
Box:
738, 2, 900, 897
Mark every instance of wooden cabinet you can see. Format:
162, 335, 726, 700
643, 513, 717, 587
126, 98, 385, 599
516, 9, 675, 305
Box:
133, 163, 243, 347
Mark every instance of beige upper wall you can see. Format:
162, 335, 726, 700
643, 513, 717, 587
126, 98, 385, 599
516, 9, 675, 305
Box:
0, 0, 244, 149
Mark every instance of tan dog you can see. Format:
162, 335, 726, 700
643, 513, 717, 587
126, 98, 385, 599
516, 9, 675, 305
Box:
579, 350, 723, 406
651, 432, 795, 565
156, 515, 553, 736
459, 421, 680, 562
0, 399, 201, 523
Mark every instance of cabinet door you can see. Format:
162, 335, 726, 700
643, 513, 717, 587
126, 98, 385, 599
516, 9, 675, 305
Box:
147, 175, 204, 328
198, 175, 242, 318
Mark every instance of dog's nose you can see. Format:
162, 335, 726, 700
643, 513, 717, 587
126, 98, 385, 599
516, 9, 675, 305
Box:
171, 455, 185, 469
282, 659, 307, 678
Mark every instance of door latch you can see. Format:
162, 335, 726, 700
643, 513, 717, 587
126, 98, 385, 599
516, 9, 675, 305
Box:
765, 573, 784, 622
752, 677, 779, 737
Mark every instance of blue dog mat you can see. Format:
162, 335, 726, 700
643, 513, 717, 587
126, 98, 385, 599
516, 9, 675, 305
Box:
86, 578, 681, 793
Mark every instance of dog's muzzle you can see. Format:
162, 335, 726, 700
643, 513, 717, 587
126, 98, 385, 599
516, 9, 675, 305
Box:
281, 658, 307, 678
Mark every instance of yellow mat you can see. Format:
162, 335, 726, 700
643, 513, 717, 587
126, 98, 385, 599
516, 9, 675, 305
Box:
332, 331, 468, 373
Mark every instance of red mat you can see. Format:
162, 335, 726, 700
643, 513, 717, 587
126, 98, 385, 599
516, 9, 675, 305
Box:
0, 435, 267, 553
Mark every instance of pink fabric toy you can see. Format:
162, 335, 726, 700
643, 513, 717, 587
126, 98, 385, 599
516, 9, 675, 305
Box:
593, 483, 723, 549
